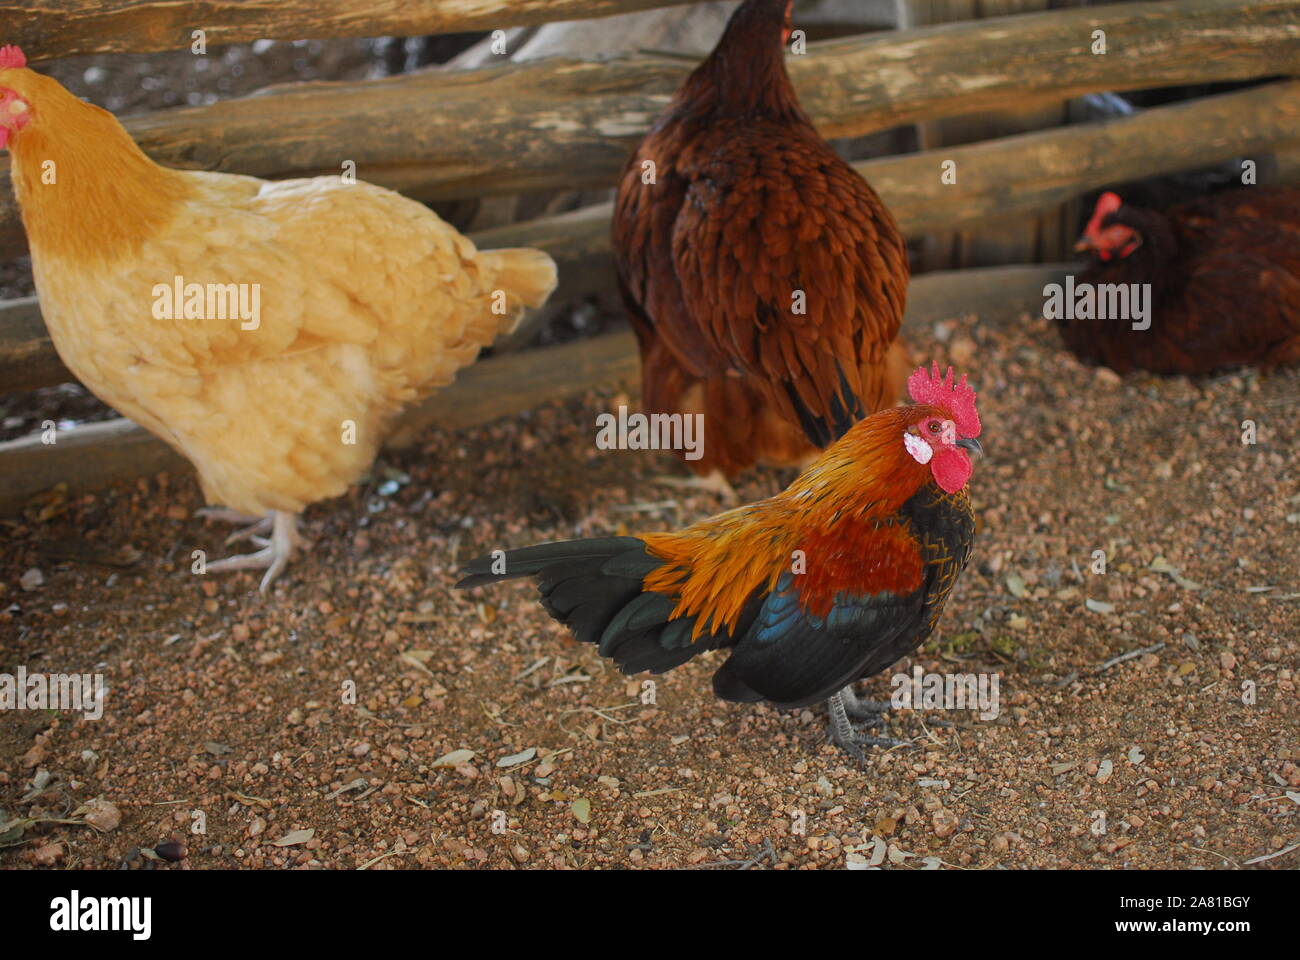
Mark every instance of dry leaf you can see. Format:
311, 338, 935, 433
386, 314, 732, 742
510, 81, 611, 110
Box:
432, 749, 476, 768
571, 798, 592, 824
77, 798, 120, 832
867, 836, 887, 867
1149, 556, 1203, 591
271, 828, 314, 847
496, 748, 537, 768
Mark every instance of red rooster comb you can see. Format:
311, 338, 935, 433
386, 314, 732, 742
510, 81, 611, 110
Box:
1084, 191, 1123, 236
908, 363, 981, 438
0, 45, 26, 70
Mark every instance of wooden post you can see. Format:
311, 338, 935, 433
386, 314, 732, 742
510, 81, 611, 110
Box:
902, 0, 1086, 270
1, 0, 1294, 259
5, 77, 1295, 386
2, 0, 699, 61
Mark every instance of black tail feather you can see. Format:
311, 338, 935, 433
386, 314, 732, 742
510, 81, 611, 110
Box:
711, 657, 767, 703
784, 361, 864, 450
455, 536, 647, 588
457, 536, 741, 675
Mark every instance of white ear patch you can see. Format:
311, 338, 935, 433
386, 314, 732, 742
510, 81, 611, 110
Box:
904, 431, 933, 465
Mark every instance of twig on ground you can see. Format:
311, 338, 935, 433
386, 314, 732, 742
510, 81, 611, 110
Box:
1243, 839, 1300, 865
692, 838, 776, 870
1094, 642, 1165, 674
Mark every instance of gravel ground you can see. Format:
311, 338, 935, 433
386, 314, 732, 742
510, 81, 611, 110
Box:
2, 310, 1297, 871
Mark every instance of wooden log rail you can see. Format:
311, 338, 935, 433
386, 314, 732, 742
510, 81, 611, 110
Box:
0, 263, 1067, 515
0, 0, 1295, 257
3, 1, 700, 62
3, 78, 1296, 392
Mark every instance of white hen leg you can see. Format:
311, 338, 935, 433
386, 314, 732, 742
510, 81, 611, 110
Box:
205, 511, 311, 592
197, 507, 273, 545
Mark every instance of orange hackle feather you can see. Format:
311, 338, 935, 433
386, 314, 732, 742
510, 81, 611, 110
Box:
641, 405, 941, 638
0, 56, 191, 263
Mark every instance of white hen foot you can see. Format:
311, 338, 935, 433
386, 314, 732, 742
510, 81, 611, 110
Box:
205, 511, 311, 593
197, 507, 263, 525
654, 470, 739, 504
197, 507, 274, 545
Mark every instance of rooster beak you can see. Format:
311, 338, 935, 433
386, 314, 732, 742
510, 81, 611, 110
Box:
957, 436, 983, 459
1073, 236, 1093, 253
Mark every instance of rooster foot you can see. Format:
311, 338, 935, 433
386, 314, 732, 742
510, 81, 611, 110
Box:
205, 511, 311, 593
826, 688, 910, 766
838, 686, 895, 720
653, 470, 739, 504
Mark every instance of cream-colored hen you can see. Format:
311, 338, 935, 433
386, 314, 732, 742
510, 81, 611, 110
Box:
0, 50, 557, 590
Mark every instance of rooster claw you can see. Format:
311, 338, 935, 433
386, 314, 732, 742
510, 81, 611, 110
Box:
838, 688, 895, 720
828, 724, 912, 766
826, 688, 911, 765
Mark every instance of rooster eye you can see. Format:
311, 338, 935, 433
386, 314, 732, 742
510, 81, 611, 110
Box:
927, 421, 940, 433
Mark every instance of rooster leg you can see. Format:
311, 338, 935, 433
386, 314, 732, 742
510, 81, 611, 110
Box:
827, 693, 866, 765
826, 689, 909, 764
653, 470, 739, 504
838, 685, 895, 720
838, 684, 954, 729
205, 511, 311, 593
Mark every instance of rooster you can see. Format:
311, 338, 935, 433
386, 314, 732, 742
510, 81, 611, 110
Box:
612, 0, 911, 498
459, 364, 980, 760
1062, 187, 1300, 374
0, 46, 557, 590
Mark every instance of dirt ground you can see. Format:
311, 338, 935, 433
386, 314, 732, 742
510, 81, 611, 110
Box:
2, 307, 1297, 871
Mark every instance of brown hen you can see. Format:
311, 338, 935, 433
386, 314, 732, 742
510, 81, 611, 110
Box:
612, 0, 910, 488
1063, 186, 1300, 375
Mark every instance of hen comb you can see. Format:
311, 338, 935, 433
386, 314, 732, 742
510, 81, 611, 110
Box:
908, 363, 981, 438
1084, 191, 1122, 236
0, 45, 26, 70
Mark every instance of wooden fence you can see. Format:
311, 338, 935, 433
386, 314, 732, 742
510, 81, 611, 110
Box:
0, 0, 1297, 512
